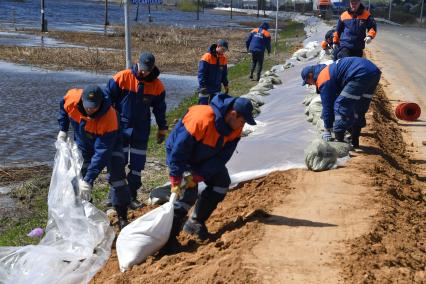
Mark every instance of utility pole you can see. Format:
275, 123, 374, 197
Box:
135, 3, 140, 21
105, 0, 110, 26
263, 0, 266, 16
41, 0, 47, 32
124, 0, 131, 68
197, 0, 200, 20
420, 0, 424, 24
388, 0, 392, 20
274, 0, 278, 55
257, 0, 260, 17
148, 4, 152, 22
231, 0, 233, 19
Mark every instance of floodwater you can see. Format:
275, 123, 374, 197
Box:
0, 0, 270, 33
0, 61, 197, 166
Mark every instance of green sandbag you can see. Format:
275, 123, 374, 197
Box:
305, 139, 338, 172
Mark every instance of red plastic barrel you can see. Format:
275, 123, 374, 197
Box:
395, 102, 421, 121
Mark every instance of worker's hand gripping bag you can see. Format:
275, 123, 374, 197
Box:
116, 194, 176, 271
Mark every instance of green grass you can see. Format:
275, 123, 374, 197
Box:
0, 20, 305, 246
0, 177, 49, 246
178, 0, 198, 12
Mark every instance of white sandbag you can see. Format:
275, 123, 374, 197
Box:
305, 139, 338, 172
328, 141, 352, 158
271, 64, 285, 72
259, 77, 274, 85
249, 84, 272, 93
257, 81, 274, 89
116, 194, 177, 272
262, 71, 279, 78
247, 90, 270, 96
315, 118, 325, 132
302, 93, 316, 106
241, 93, 265, 106
270, 77, 282, 85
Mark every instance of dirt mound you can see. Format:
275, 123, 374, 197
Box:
340, 86, 426, 283
92, 86, 425, 284
92, 173, 294, 284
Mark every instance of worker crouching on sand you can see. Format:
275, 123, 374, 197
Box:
163, 93, 256, 253
301, 57, 381, 148
57, 85, 131, 229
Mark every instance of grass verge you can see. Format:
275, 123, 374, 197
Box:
0, 19, 304, 246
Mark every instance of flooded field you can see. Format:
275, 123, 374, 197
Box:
0, 0, 269, 33
0, 61, 197, 166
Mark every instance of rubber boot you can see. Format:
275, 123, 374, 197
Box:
334, 131, 345, 142
183, 195, 219, 240
115, 206, 129, 230
159, 214, 186, 255
351, 127, 361, 148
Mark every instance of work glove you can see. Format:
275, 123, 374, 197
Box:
157, 129, 167, 144
170, 176, 183, 197
224, 85, 229, 94
364, 36, 372, 44
185, 173, 204, 189
79, 179, 92, 201
57, 130, 67, 142
322, 129, 332, 142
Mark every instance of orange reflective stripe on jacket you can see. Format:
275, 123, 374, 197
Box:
113, 69, 165, 96
251, 28, 271, 38
316, 65, 331, 90
201, 53, 228, 66
63, 89, 118, 135
183, 105, 242, 148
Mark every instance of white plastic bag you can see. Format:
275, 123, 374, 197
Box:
116, 193, 177, 272
0, 140, 114, 284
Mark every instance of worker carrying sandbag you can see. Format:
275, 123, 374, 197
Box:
57, 85, 131, 228
301, 57, 381, 148
163, 93, 256, 253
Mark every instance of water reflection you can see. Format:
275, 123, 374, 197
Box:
0, 61, 197, 166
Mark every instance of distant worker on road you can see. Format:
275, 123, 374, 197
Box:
333, 0, 377, 59
301, 57, 381, 148
105, 52, 168, 210
246, 22, 271, 81
162, 93, 256, 253
198, 39, 229, 105
57, 85, 131, 228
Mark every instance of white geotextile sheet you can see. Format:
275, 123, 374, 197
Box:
0, 140, 114, 284
228, 16, 332, 183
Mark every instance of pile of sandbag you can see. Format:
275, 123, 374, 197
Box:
240, 68, 283, 137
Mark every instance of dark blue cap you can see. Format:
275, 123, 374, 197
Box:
139, 52, 155, 71
233, 97, 256, 125
217, 39, 229, 51
260, 22, 270, 30
301, 65, 314, 86
82, 85, 103, 109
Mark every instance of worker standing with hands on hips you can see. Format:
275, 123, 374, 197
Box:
57, 85, 131, 229
161, 93, 257, 253
105, 52, 168, 210
333, 0, 377, 59
198, 39, 229, 105
301, 57, 381, 148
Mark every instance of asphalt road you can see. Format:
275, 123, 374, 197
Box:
368, 23, 426, 157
